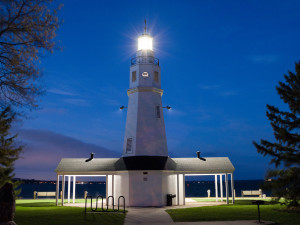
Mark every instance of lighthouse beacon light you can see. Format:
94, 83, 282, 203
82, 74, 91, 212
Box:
138, 34, 153, 51
137, 20, 153, 51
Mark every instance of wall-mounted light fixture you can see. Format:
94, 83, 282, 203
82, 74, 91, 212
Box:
196, 151, 206, 161
120, 106, 128, 110
85, 152, 94, 162
162, 105, 172, 110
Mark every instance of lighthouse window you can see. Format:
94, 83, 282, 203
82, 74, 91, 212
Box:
154, 71, 159, 82
132, 71, 136, 82
142, 72, 149, 78
126, 138, 133, 153
156, 105, 160, 118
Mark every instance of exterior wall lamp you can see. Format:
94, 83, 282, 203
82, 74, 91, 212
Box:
196, 151, 206, 161
120, 106, 128, 110
162, 105, 171, 110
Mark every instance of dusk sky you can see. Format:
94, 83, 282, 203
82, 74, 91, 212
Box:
14, 0, 300, 180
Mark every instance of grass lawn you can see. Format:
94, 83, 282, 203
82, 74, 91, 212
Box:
166, 199, 300, 225
15, 199, 126, 225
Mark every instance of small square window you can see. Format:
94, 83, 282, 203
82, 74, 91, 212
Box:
154, 71, 159, 82
132, 71, 136, 82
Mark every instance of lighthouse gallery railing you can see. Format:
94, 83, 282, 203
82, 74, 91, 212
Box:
131, 56, 159, 66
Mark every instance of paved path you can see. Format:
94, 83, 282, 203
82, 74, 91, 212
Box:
124, 206, 274, 225
65, 200, 274, 225
124, 207, 174, 225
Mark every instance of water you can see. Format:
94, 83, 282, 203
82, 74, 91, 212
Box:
18, 180, 270, 199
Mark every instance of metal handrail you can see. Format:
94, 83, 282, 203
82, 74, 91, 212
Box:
131, 56, 159, 66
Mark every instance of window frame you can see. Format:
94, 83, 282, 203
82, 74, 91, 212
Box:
156, 105, 161, 118
132, 71, 137, 82
126, 137, 133, 153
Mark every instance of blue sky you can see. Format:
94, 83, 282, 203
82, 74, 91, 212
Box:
14, 0, 300, 180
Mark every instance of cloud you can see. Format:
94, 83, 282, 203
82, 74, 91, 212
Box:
197, 84, 221, 90
14, 129, 121, 179
218, 90, 237, 97
48, 88, 78, 96
39, 107, 67, 115
248, 54, 280, 63
197, 83, 237, 97
63, 98, 89, 106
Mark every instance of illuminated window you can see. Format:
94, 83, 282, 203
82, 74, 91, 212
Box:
154, 71, 159, 82
142, 72, 148, 78
156, 106, 160, 118
126, 138, 133, 153
132, 71, 136, 82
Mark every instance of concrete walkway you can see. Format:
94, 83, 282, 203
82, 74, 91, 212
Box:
124, 207, 174, 225
124, 205, 275, 225
65, 200, 274, 225
124, 207, 274, 225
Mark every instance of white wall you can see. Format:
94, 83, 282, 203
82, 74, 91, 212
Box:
123, 89, 168, 157
162, 173, 185, 206
177, 174, 185, 205
162, 173, 177, 205
128, 171, 164, 206
114, 172, 129, 206
107, 171, 185, 207
106, 175, 114, 206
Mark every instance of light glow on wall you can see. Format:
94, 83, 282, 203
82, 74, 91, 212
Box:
138, 35, 153, 50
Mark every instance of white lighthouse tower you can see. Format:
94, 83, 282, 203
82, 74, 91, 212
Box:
123, 23, 168, 157
55, 23, 236, 208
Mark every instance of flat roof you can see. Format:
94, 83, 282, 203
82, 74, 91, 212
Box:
55, 156, 235, 175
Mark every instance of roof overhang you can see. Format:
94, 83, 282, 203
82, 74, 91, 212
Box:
55, 156, 235, 175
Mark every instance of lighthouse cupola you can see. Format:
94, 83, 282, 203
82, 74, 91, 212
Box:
122, 22, 168, 157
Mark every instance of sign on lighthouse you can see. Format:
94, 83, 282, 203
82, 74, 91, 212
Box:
123, 22, 168, 157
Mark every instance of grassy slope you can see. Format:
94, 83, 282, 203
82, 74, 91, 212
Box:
15, 200, 125, 225
166, 200, 300, 225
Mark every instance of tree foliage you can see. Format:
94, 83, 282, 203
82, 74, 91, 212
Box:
253, 61, 300, 207
0, 0, 61, 191
0, 106, 22, 192
0, 0, 61, 112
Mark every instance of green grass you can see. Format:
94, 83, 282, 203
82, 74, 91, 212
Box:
192, 198, 226, 202
191, 197, 274, 202
166, 199, 300, 225
15, 199, 126, 225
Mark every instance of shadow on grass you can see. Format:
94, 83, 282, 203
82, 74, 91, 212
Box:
233, 200, 279, 206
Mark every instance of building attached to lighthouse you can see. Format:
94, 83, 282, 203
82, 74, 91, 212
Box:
55, 26, 236, 207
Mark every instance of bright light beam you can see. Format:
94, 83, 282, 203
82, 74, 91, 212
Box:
138, 35, 153, 50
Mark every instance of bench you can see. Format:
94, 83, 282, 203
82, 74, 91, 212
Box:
241, 189, 263, 198
34, 191, 59, 199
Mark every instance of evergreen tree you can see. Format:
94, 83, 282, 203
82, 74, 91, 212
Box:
0, 106, 22, 193
253, 61, 300, 207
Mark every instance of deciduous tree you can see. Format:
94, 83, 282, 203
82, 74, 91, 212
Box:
0, 0, 61, 113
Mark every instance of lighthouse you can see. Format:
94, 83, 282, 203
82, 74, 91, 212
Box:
55, 23, 236, 208
123, 24, 168, 157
